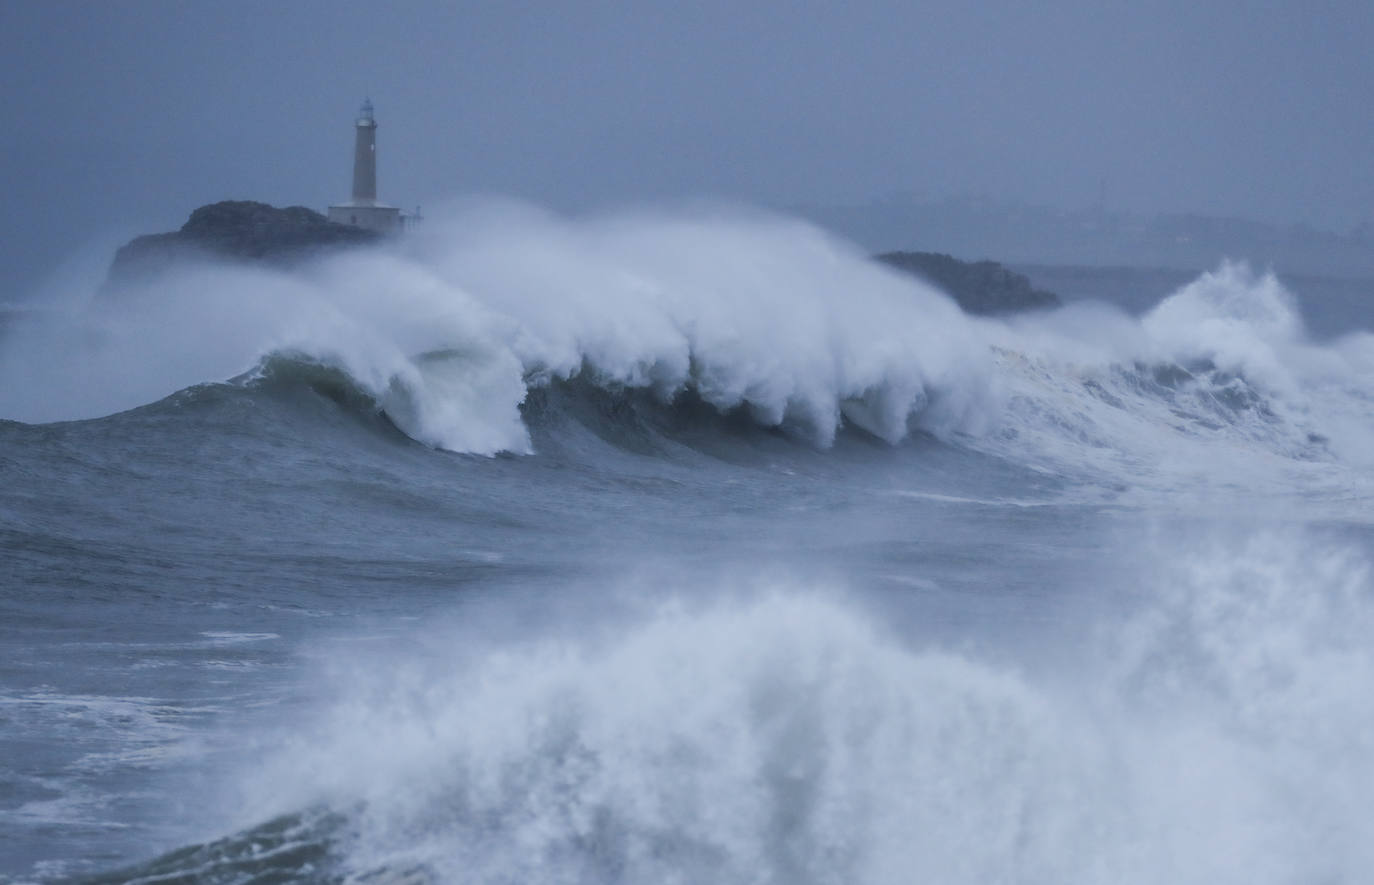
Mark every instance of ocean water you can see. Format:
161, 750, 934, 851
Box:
3, 204, 1374, 883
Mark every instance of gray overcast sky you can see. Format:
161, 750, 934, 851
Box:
4, 0, 1373, 292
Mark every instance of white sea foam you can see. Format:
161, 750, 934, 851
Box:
975, 262, 1374, 506
224, 529, 1374, 883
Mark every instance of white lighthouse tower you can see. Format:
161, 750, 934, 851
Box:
328, 99, 402, 233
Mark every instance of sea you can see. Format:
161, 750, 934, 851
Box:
3, 203, 1374, 883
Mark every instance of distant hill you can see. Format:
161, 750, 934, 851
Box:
876, 251, 1060, 314
107, 201, 379, 286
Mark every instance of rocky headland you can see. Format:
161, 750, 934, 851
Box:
106, 201, 380, 286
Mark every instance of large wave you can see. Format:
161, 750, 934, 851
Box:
4, 204, 1374, 492
0, 204, 992, 454
107, 530, 1374, 884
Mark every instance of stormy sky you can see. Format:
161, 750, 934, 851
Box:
4, 0, 1372, 294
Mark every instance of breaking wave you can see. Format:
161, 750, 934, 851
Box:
100, 530, 1374, 884
0, 206, 991, 455
3, 205, 1374, 490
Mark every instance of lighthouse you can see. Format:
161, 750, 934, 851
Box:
328, 99, 403, 233
351, 98, 378, 205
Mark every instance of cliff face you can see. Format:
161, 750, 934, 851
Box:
876, 251, 1060, 314
107, 201, 380, 285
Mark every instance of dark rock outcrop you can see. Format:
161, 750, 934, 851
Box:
876, 250, 1060, 314
107, 201, 380, 285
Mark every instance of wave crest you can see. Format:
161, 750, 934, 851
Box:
5, 207, 1373, 484
0, 206, 1000, 452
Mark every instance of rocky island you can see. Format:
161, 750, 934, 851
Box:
876, 250, 1060, 314
106, 201, 381, 286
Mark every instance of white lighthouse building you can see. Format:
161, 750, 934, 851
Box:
328, 99, 407, 233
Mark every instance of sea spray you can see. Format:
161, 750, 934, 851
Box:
970, 261, 1374, 503
195, 531, 1374, 884
0, 204, 997, 450
1101, 531, 1374, 882
235, 593, 1100, 884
